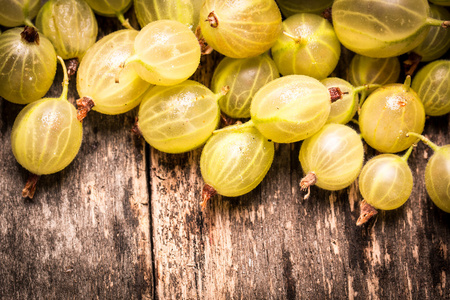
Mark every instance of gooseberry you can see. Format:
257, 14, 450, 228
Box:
411, 60, 450, 116
271, 13, 341, 79
76, 29, 153, 115
134, 0, 202, 32
348, 55, 401, 88
0, 26, 57, 105
36, 0, 98, 62
332, 0, 450, 58
250, 75, 332, 143
11, 56, 83, 198
124, 20, 201, 86
321, 77, 365, 125
359, 77, 426, 153
199, 0, 282, 58
211, 54, 279, 119
357, 145, 414, 225
136, 80, 225, 153
299, 123, 364, 198
410, 5, 450, 62
408, 133, 450, 213
0, 0, 40, 27
200, 124, 274, 209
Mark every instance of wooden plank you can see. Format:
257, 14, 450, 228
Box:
0, 14, 152, 299
150, 49, 450, 299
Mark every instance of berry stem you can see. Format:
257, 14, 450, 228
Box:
403, 75, 412, 91
356, 200, 378, 226
353, 84, 381, 94
20, 26, 39, 44
116, 12, 134, 30
283, 31, 301, 44
219, 85, 230, 97
354, 85, 382, 113
214, 85, 230, 103
22, 173, 40, 199
195, 26, 213, 55
357, 90, 368, 113
76, 97, 95, 121
213, 119, 255, 134
406, 132, 440, 152
300, 171, 317, 200
67, 58, 79, 78
403, 52, 422, 76
426, 17, 450, 28
23, 18, 35, 29
57, 56, 70, 102
22, 2, 33, 26
401, 145, 414, 162
201, 184, 217, 210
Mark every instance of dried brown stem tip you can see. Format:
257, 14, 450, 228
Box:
220, 113, 238, 127
22, 173, 40, 199
321, 7, 333, 24
202, 44, 213, 55
221, 85, 230, 95
122, 19, 133, 30
67, 58, 79, 78
328, 87, 344, 102
195, 26, 213, 55
131, 117, 142, 137
201, 184, 217, 210
300, 172, 317, 200
207, 11, 219, 28
403, 52, 422, 76
76, 96, 95, 121
21, 26, 40, 45
356, 200, 378, 226
115, 62, 126, 83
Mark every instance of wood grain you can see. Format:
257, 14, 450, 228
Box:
150, 117, 450, 299
150, 49, 450, 299
0, 14, 152, 299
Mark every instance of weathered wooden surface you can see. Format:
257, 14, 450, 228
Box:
1, 6, 450, 300
150, 50, 450, 299
0, 15, 152, 299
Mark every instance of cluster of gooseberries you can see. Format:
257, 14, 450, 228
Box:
0, 0, 449, 226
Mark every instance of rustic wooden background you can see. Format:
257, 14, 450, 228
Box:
1, 6, 449, 300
